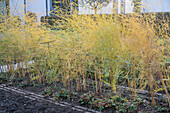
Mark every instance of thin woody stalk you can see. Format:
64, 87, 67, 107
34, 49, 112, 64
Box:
94, 71, 98, 94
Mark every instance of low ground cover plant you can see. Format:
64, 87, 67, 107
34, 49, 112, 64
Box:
53, 88, 78, 101
40, 87, 55, 97
78, 91, 146, 112
38, 85, 152, 112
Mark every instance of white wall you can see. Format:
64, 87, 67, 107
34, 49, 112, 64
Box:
125, 0, 170, 14
9, 0, 24, 18
26, 0, 46, 22
9, 0, 48, 22
142, 0, 170, 13
125, 0, 133, 14
78, 0, 170, 15
78, 0, 134, 14
78, 0, 114, 14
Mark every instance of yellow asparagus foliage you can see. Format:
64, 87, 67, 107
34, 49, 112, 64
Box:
0, 2, 169, 107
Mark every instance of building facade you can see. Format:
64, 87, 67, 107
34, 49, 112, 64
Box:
0, 0, 170, 22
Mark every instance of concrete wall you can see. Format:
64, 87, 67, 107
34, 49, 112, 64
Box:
78, 0, 170, 14
9, 0, 24, 18
26, 0, 46, 22
78, 0, 114, 14
125, 0, 133, 14
78, 0, 134, 14
125, 0, 170, 13
9, 0, 48, 22
142, 0, 170, 13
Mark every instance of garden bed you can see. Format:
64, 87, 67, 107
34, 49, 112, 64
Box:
0, 88, 83, 113
0, 72, 169, 113
0, 10, 169, 113
0, 84, 101, 113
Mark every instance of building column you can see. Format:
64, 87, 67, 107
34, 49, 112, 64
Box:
46, 0, 48, 16
24, 0, 26, 14
70, 0, 74, 14
117, 0, 121, 14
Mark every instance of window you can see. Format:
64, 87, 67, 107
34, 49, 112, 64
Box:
49, 0, 60, 15
50, 0, 60, 11
6, 0, 10, 15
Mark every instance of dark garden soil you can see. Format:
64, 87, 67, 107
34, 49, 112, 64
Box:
0, 89, 80, 113
0, 72, 170, 113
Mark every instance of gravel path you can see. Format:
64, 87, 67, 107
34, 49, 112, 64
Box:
0, 89, 80, 113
